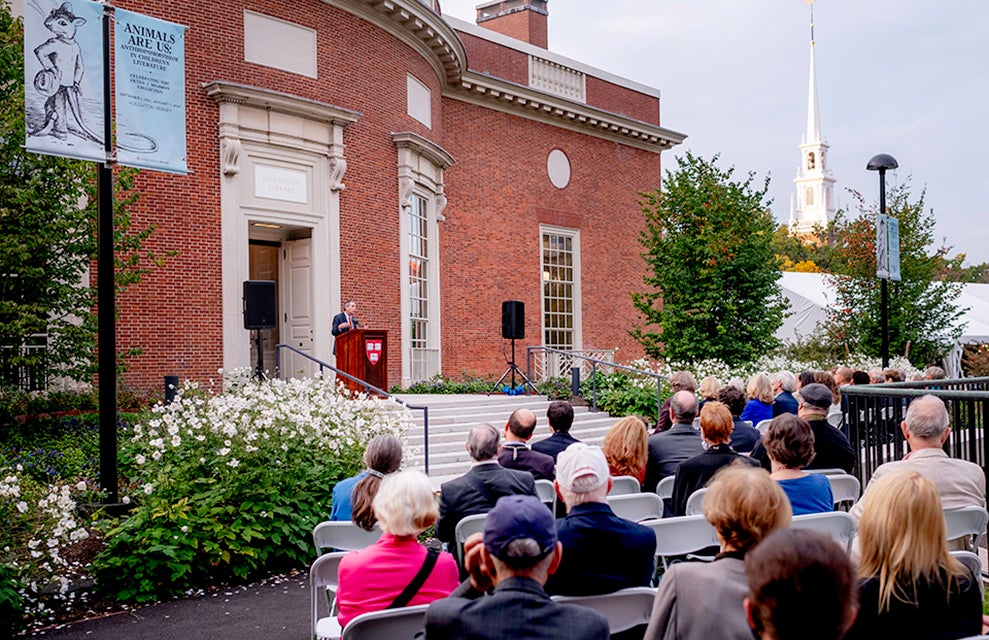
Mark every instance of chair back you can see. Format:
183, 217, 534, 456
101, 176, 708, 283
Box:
655, 476, 675, 501
313, 521, 383, 554
311, 551, 347, 640
790, 511, 856, 553
755, 419, 773, 433
804, 468, 847, 476
608, 493, 664, 523
825, 474, 861, 508
944, 506, 989, 551
684, 488, 708, 516
534, 479, 556, 506
340, 604, 430, 640
640, 515, 720, 569
609, 476, 641, 496
552, 587, 657, 633
454, 513, 488, 566
950, 550, 984, 598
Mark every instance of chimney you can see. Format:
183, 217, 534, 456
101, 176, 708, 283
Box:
476, 0, 548, 49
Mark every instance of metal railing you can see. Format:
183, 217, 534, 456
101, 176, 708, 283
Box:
0, 333, 49, 391
526, 346, 667, 425
274, 343, 432, 474
528, 347, 616, 381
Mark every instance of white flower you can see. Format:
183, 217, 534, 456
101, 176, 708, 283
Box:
122, 496, 131, 504
227, 459, 239, 468
16, 501, 28, 513
135, 454, 146, 465
171, 435, 181, 447
15, 464, 23, 471
218, 447, 230, 456
180, 526, 188, 533
142, 483, 153, 495
152, 451, 162, 461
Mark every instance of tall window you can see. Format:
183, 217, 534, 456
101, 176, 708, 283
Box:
541, 227, 580, 351
806, 187, 815, 206
408, 194, 429, 373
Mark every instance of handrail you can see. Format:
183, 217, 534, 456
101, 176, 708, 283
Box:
274, 343, 431, 474
526, 346, 667, 426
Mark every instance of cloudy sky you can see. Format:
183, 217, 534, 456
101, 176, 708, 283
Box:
440, 0, 989, 265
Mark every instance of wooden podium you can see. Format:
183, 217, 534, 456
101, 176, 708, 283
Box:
335, 329, 388, 395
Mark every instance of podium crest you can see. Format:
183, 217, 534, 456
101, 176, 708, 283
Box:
365, 339, 382, 365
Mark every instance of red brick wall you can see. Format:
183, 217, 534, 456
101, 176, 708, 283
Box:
477, 8, 547, 48
585, 76, 660, 125
458, 31, 529, 85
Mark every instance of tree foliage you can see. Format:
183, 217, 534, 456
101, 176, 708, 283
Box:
632, 152, 786, 366
821, 183, 965, 367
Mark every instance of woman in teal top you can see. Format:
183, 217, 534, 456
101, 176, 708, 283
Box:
329, 434, 402, 525
765, 414, 833, 515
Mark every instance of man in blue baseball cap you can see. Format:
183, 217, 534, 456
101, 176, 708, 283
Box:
425, 494, 609, 640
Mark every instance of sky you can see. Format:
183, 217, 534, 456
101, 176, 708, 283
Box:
440, 0, 989, 265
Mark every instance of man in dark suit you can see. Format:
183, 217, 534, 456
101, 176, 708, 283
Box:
531, 401, 580, 461
643, 391, 704, 493
331, 300, 358, 355
719, 385, 761, 453
772, 370, 799, 417
544, 443, 655, 596
436, 424, 537, 544
498, 409, 555, 481
425, 494, 609, 640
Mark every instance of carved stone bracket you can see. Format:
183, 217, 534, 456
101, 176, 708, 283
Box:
435, 188, 447, 222
329, 156, 347, 192
398, 176, 415, 211
220, 137, 242, 176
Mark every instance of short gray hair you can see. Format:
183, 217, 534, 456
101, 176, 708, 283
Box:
467, 423, 500, 461
373, 470, 438, 536
774, 370, 797, 393
558, 479, 609, 508
905, 395, 950, 440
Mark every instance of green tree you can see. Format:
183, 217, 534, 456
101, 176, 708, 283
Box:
822, 182, 965, 367
632, 152, 786, 365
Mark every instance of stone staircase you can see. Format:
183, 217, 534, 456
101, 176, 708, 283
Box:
391, 393, 615, 485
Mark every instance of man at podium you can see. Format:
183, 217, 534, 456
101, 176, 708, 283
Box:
332, 300, 359, 354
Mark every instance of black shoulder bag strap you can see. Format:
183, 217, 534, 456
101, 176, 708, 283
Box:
388, 547, 440, 609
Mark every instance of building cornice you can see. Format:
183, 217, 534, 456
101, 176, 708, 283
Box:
203, 80, 362, 126
448, 71, 686, 153
321, 0, 467, 87
391, 132, 456, 168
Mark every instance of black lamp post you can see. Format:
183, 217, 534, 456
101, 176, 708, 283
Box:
866, 153, 899, 369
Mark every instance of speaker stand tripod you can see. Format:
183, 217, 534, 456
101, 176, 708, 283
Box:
252, 329, 268, 382
488, 338, 537, 396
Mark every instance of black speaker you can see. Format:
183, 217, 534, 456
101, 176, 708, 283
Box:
502, 300, 524, 340
243, 280, 276, 330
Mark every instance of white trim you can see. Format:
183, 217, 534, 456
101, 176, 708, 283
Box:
539, 224, 582, 352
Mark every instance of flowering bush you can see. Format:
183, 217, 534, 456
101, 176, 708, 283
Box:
93, 370, 415, 603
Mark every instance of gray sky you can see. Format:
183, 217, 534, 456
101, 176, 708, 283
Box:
441, 0, 989, 265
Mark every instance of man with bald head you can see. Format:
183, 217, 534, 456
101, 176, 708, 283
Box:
436, 423, 537, 544
498, 409, 555, 481
643, 390, 704, 493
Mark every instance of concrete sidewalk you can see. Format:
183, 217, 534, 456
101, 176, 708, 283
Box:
34, 572, 309, 640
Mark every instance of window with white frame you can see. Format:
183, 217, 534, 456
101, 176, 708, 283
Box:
541, 227, 581, 351
408, 193, 430, 372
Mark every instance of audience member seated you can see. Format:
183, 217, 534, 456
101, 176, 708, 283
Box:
330, 434, 402, 524
531, 401, 581, 461
845, 470, 982, 640
543, 443, 656, 596
740, 373, 774, 424
796, 371, 815, 390
751, 383, 855, 474
655, 371, 697, 432
498, 408, 555, 481
765, 414, 833, 515
849, 395, 985, 549
436, 424, 536, 544
744, 529, 857, 640
883, 368, 903, 383
833, 366, 854, 388
771, 370, 799, 417
671, 402, 758, 516
925, 366, 946, 380
425, 495, 610, 640
697, 375, 722, 411
851, 370, 870, 386
643, 464, 792, 640
602, 416, 649, 484
812, 371, 843, 428
643, 391, 704, 493
336, 470, 459, 628
719, 385, 761, 453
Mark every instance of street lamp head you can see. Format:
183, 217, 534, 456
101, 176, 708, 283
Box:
867, 153, 899, 171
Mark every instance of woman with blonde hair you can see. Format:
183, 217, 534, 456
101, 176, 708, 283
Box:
845, 470, 981, 639
602, 416, 648, 484
741, 373, 774, 424
697, 376, 722, 410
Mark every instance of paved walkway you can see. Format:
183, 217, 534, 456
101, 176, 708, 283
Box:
34, 572, 309, 639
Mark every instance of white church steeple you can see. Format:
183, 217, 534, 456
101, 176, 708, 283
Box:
790, 2, 836, 236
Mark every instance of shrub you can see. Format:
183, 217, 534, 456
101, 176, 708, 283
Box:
92, 370, 415, 603
394, 373, 495, 395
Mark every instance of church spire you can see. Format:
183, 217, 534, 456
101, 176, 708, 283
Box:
805, 5, 822, 144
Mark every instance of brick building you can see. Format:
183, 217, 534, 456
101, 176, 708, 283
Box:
19, 0, 684, 391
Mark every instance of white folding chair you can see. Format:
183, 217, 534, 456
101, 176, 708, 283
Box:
684, 488, 708, 516
534, 479, 556, 508
655, 476, 675, 501
791, 511, 856, 554
313, 521, 383, 554
311, 551, 347, 640
340, 604, 430, 640
640, 515, 720, 570
944, 506, 989, 551
608, 493, 664, 522
950, 550, 984, 598
804, 468, 847, 476
755, 419, 773, 433
825, 474, 861, 509
552, 587, 657, 634
454, 513, 488, 565
609, 475, 642, 496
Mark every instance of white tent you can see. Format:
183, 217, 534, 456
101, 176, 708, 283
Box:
775, 272, 989, 376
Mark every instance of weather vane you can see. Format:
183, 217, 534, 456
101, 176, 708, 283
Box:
805, 0, 815, 43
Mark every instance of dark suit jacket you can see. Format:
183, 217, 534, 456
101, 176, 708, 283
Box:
772, 391, 799, 416
498, 443, 555, 481
436, 462, 537, 543
751, 417, 856, 474
425, 576, 610, 640
643, 423, 704, 493
531, 431, 581, 461
729, 418, 762, 453
670, 445, 760, 516
544, 502, 656, 596
331, 312, 354, 355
